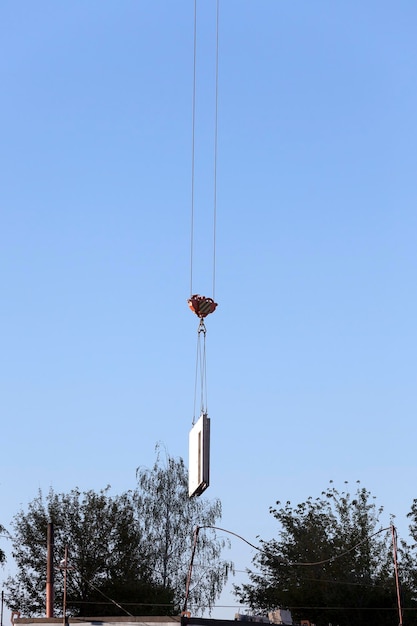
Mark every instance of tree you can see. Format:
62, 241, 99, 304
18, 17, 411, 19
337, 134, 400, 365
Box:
134, 445, 233, 615
5, 449, 232, 618
399, 499, 417, 620
0, 523, 6, 565
235, 482, 411, 626
6, 486, 174, 617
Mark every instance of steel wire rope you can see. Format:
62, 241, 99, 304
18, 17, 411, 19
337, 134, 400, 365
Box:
192, 322, 208, 423
189, 0, 197, 297
212, 0, 220, 300
189, 0, 219, 299
192, 333, 199, 424
189, 1, 219, 424
201, 326, 208, 414
193, 328, 201, 423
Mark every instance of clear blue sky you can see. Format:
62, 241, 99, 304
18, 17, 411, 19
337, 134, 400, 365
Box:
1, 0, 416, 619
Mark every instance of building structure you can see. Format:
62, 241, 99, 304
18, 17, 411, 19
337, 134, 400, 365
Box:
12, 614, 307, 626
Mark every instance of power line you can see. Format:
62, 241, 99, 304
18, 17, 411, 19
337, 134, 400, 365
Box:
200, 524, 392, 568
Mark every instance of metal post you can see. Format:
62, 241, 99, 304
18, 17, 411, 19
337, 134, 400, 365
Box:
182, 526, 200, 616
391, 525, 403, 626
62, 545, 68, 626
46, 523, 54, 617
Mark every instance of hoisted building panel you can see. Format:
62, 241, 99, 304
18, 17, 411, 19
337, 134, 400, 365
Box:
188, 413, 210, 497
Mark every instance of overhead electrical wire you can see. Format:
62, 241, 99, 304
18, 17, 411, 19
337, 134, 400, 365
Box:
56, 556, 134, 617
199, 524, 392, 567
183, 524, 403, 616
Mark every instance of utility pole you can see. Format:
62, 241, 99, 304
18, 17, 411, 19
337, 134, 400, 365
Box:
391, 525, 403, 626
60, 545, 70, 626
46, 523, 54, 617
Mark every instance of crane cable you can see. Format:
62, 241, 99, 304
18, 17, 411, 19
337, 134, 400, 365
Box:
189, 0, 220, 424
193, 319, 207, 422
189, 0, 219, 301
212, 0, 219, 301
189, 0, 197, 299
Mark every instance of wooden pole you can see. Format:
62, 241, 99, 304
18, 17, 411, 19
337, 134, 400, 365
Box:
62, 545, 68, 626
46, 523, 54, 618
392, 525, 403, 626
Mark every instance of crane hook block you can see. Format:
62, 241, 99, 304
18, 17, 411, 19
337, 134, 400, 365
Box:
187, 294, 218, 318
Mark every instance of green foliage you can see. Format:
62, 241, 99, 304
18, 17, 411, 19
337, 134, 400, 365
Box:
399, 499, 417, 612
5, 486, 173, 617
235, 482, 411, 626
134, 445, 233, 615
0, 524, 6, 565
5, 448, 232, 618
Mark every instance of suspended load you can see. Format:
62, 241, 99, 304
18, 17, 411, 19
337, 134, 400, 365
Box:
187, 294, 218, 319
186, 0, 220, 500
189, 413, 210, 498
